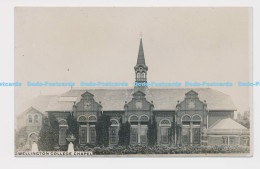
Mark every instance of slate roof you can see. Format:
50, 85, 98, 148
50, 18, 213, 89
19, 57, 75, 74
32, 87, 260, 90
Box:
45, 88, 236, 112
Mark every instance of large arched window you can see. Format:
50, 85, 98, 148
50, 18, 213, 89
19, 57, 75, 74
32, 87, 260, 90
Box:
110, 119, 120, 145
129, 115, 139, 145
78, 115, 97, 145
78, 116, 87, 145
181, 114, 202, 145
129, 115, 149, 145
159, 119, 171, 144
139, 115, 149, 144
58, 119, 67, 145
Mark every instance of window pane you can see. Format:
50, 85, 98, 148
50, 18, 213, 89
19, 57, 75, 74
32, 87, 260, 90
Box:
140, 125, 147, 144
182, 128, 190, 145
110, 127, 118, 144
182, 121, 190, 126
34, 115, 38, 123
80, 127, 87, 144
59, 127, 67, 145
90, 127, 96, 144
222, 136, 228, 145
161, 127, 169, 144
192, 128, 200, 144
130, 127, 138, 144
193, 122, 200, 126
28, 115, 32, 123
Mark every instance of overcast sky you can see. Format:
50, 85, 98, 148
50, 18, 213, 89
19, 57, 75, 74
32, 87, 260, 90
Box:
14, 7, 251, 116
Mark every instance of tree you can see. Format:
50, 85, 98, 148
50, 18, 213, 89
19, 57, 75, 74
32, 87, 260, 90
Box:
38, 117, 56, 151
95, 114, 111, 147
147, 116, 157, 146
48, 114, 59, 146
168, 122, 175, 146
118, 118, 130, 146
15, 127, 28, 151
236, 111, 250, 129
169, 115, 176, 146
66, 114, 79, 146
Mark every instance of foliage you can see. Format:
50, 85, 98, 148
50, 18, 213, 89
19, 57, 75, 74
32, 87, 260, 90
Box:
38, 117, 56, 151
238, 120, 250, 129
48, 114, 59, 146
66, 114, 79, 146
237, 111, 250, 129
118, 119, 130, 146
147, 116, 157, 146
90, 145, 250, 155
15, 126, 28, 151
95, 114, 111, 147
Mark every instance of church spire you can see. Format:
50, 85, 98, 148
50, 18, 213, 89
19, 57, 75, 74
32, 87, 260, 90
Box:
136, 38, 146, 66
134, 37, 148, 83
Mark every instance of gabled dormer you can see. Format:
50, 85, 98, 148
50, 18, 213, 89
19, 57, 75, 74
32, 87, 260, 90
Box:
75, 91, 102, 117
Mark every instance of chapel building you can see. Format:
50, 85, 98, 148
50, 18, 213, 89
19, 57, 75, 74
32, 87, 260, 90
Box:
16, 38, 250, 149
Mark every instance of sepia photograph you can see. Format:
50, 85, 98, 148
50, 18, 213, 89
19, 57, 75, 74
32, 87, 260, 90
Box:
14, 7, 252, 157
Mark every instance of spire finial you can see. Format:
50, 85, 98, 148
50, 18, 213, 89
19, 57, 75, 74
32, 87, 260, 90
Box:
140, 32, 142, 38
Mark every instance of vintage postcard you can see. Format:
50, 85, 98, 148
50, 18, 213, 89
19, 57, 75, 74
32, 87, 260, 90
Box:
14, 7, 252, 157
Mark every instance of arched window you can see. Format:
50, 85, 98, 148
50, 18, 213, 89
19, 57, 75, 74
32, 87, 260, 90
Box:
159, 119, 171, 144
182, 115, 191, 121
34, 115, 39, 123
28, 115, 32, 123
141, 73, 145, 79
129, 115, 139, 145
129, 115, 139, 122
110, 119, 120, 145
59, 119, 67, 125
88, 115, 97, 122
78, 115, 87, 122
137, 72, 140, 79
110, 119, 119, 126
28, 133, 38, 146
140, 115, 149, 122
192, 115, 202, 121
192, 115, 202, 126
181, 114, 202, 145
58, 119, 67, 145
159, 119, 171, 127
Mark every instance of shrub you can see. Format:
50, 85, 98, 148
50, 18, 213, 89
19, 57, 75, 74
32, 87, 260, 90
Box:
89, 145, 250, 155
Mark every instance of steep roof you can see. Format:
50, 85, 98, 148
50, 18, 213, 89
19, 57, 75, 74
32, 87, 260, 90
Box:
46, 88, 236, 112
136, 38, 146, 65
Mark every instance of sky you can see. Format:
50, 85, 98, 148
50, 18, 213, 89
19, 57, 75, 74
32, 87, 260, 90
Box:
14, 7, 251, 116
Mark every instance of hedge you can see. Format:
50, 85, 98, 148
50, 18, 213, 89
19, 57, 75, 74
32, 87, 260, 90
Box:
82, 145, 250, 155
